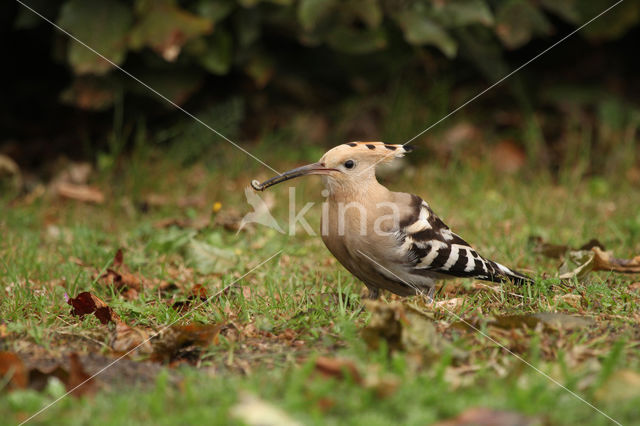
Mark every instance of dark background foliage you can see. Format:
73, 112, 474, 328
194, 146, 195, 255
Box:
2, 0, 639, 175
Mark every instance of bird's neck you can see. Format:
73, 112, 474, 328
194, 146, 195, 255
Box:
326, 177, 390, 205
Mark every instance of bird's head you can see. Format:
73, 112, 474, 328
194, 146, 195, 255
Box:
251, 142, 413, 192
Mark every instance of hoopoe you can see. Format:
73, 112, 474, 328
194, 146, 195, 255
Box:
252, 142, 532, 299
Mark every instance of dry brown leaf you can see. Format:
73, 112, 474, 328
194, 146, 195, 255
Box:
96, 249, 151, 296
0, 352, 97, 397
152, 324, 222, 364
111, 322, 153, 355
435, 407, 538, 426
592, 246, 640, 273
559, 246, 640, 279
314, 357, 362, 384
67, 291, 120, 324
56, 182, 105, 204
434, 297, 465, 311
66, 353, 96, 398
0, 352, 28, 390
553, 294, 582, 309
491, 140, 526, 174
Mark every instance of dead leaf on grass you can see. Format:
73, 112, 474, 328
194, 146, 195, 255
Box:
362, 301, 465, 361
67, 291, 120, 324
66, 353, 96, 397
314, 356, 362, 384
559, 246, 640, 279
97, 249, 145, 295
0, 351, 28, 390
171, 284, 209, 312
111, 321, 153, 355
56, 182, 105, 204
0, 352, 95, 397
434, 297, 465, 311
434, 407, 538, 426
553, 294, 583, 309
67, 291, 153, 356
152, 324, 223, 364
230, 392, 301, 426
529, 236, 605, 259
491, 313, 594, 331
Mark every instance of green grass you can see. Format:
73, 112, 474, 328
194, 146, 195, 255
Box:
1, 144, 640, 425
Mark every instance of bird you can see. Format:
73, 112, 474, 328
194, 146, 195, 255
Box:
251, 142, 532, 299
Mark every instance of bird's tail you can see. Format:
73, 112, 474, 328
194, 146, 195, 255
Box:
485, 260, 534, 286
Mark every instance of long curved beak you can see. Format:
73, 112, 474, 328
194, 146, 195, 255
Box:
251, 162, 338, 191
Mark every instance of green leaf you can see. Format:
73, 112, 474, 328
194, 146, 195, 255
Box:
129, 0, 213, 62
539, 0, 581, 23
326, 26, 387, 54
298, 0, 336, 31
199, 30, 234, 75
577, 0, 640, 41
434, 0, 493, 27
57, 0, 133, 75
495, 0, 552, 49
346, 0, 383, 28
196, 0, 235, 25
396, 10, 457, 57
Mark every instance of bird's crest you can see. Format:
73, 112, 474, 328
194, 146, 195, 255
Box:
320, 141, 413, 166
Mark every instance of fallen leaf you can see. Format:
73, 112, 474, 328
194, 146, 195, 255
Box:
0, 352, 28, 390
592, 246, 640, 274
111, 322, 153, 355
97, 249, 149, 295
362, 301, 465, 360
528, 236, 569, 258
559, 246, 640, 279
56, 182, 105, 204
230, 393, 301, 426
529, 236, 605, 259
553, 294, 582, 309
171, 284, 208, 312
491, 140, 526, 173
152, 324, 222, 364
434, 297, 465, 311
0, 154, 22, 191
66, 353, 96, 397
314, 357, 362, 384
67, 291, 120, 324
435, 407, 538, 426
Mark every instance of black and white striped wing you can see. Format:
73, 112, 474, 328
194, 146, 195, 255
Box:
398, 195, 531, 285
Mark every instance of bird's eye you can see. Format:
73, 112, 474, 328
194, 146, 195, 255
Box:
344, 160, 355, 169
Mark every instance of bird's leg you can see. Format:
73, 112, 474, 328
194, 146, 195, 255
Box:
366, 286, 380, 300
355, 286, 380, 315
425, 286, 436, 304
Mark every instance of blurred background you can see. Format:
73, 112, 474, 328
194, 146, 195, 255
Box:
1, 0, 639, 186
